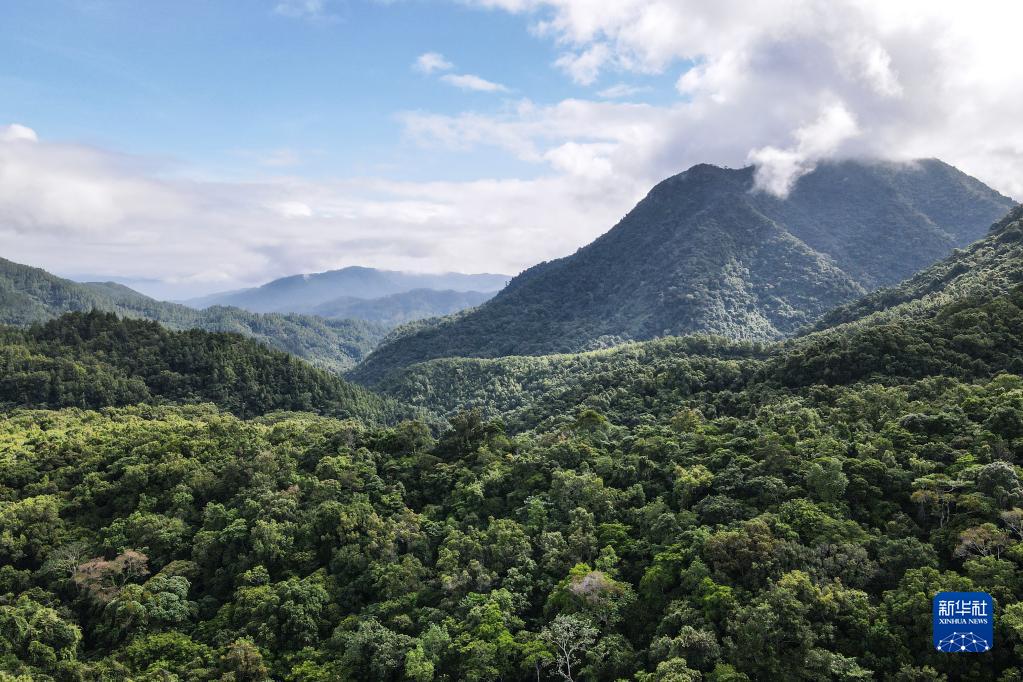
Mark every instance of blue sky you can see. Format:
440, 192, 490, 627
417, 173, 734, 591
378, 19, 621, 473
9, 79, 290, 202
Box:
0, 1, 671, 183
1, 1, 1021, 299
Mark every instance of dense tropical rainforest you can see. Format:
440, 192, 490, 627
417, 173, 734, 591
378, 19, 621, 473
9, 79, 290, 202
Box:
2, 177, 1023, 680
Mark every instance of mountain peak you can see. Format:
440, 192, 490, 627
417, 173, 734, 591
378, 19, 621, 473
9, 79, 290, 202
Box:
351, 158, 1015, 383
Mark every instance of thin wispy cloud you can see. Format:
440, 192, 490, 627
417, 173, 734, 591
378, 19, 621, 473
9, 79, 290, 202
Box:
273, 0, 330, 19
597, 83, 649, 99
415, 51, 509, 94
440, 73, 509, 93
414, 52, 454, 74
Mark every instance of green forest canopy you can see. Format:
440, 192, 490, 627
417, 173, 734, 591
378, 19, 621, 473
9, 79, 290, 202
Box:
4, 282, 1023, 679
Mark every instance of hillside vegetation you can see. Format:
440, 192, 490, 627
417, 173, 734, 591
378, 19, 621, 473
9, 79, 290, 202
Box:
816, 205, 1023, 328
372, 207, 1023, 432
0, 311, 401, 422
5, 244, 1023, 679
4, 163, 1023, 680
5, 308, 1023, 678
0, 258, 387, 372
310, 289, 494, 326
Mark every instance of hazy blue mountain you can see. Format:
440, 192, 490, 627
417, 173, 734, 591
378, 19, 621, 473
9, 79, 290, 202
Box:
186, 266, 509, 314
310, 288, 494, 325
352, 158, 1015, 384
0, 257, 387, 372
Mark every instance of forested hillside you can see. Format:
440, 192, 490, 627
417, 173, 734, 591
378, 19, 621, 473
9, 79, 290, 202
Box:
2, 165, 1022, 680
0, 311, 401, 422
352, 159, 1014, 383
0, 258, 387, 372
5, 240, 1023, 678
368, 207, 1023, 431
816, 205, 1023, 328
5, 325, 1023, 678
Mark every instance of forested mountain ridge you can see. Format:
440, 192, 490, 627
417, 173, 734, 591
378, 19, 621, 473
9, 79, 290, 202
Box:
370, 206, 1023, 429
0, 257, 387, 372
352, 158, 1015, 384
0, 311, 403, 422
186, 266, 509, 314
309, 288, 495, 326
814, 204, 1023, 328
372, 281, 1023, 431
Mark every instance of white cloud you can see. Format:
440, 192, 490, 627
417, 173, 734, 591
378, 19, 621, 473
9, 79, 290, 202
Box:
0, 126, 636, 298
414, 52, 454, 74
749, 100, 860, 196
544, 141, 615, 180
463, 0, 1023, 199
5, 1, 1023, 298
415, 53, 509, 94
1, 124, 38, 143
440, 73, 510, 93
274, 201, 314, 218
597, 83, 649, 99
555, 43, 610, 85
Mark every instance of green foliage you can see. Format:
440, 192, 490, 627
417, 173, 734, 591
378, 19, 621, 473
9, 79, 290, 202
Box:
1, 354, 1022, 678
309, 288, 495, 326
0, 257, 388, 372
1, 184, 1022, 679
0, 311, 403, 421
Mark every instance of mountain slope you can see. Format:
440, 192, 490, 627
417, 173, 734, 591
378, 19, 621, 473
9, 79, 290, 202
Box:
353, 158, 1015, 383
0, 311, 402, 421
374, 206, 1023, 428
376, 278, 1023, 432
309, 288, 494, 325
813, 204, 1023, 328
187, 266, 509, 314
0, 257, 387, 372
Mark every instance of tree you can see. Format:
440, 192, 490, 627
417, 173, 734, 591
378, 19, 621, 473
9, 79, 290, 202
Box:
974, 462, 1023, 508
804, 457, 848, 503
218, 638, 270, 682
954, 524, 1010, 559
72, 550, 150, 603
0, 595, 82, 678
540, 614, 597, 682
548, 563, 635, 628
453, 590, 523, 681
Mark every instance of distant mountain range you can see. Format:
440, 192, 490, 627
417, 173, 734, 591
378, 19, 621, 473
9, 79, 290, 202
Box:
185, 266, 509, 320
0, 258, 387, 372
352, 158, 1016, 383
308, 288, 495, 326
